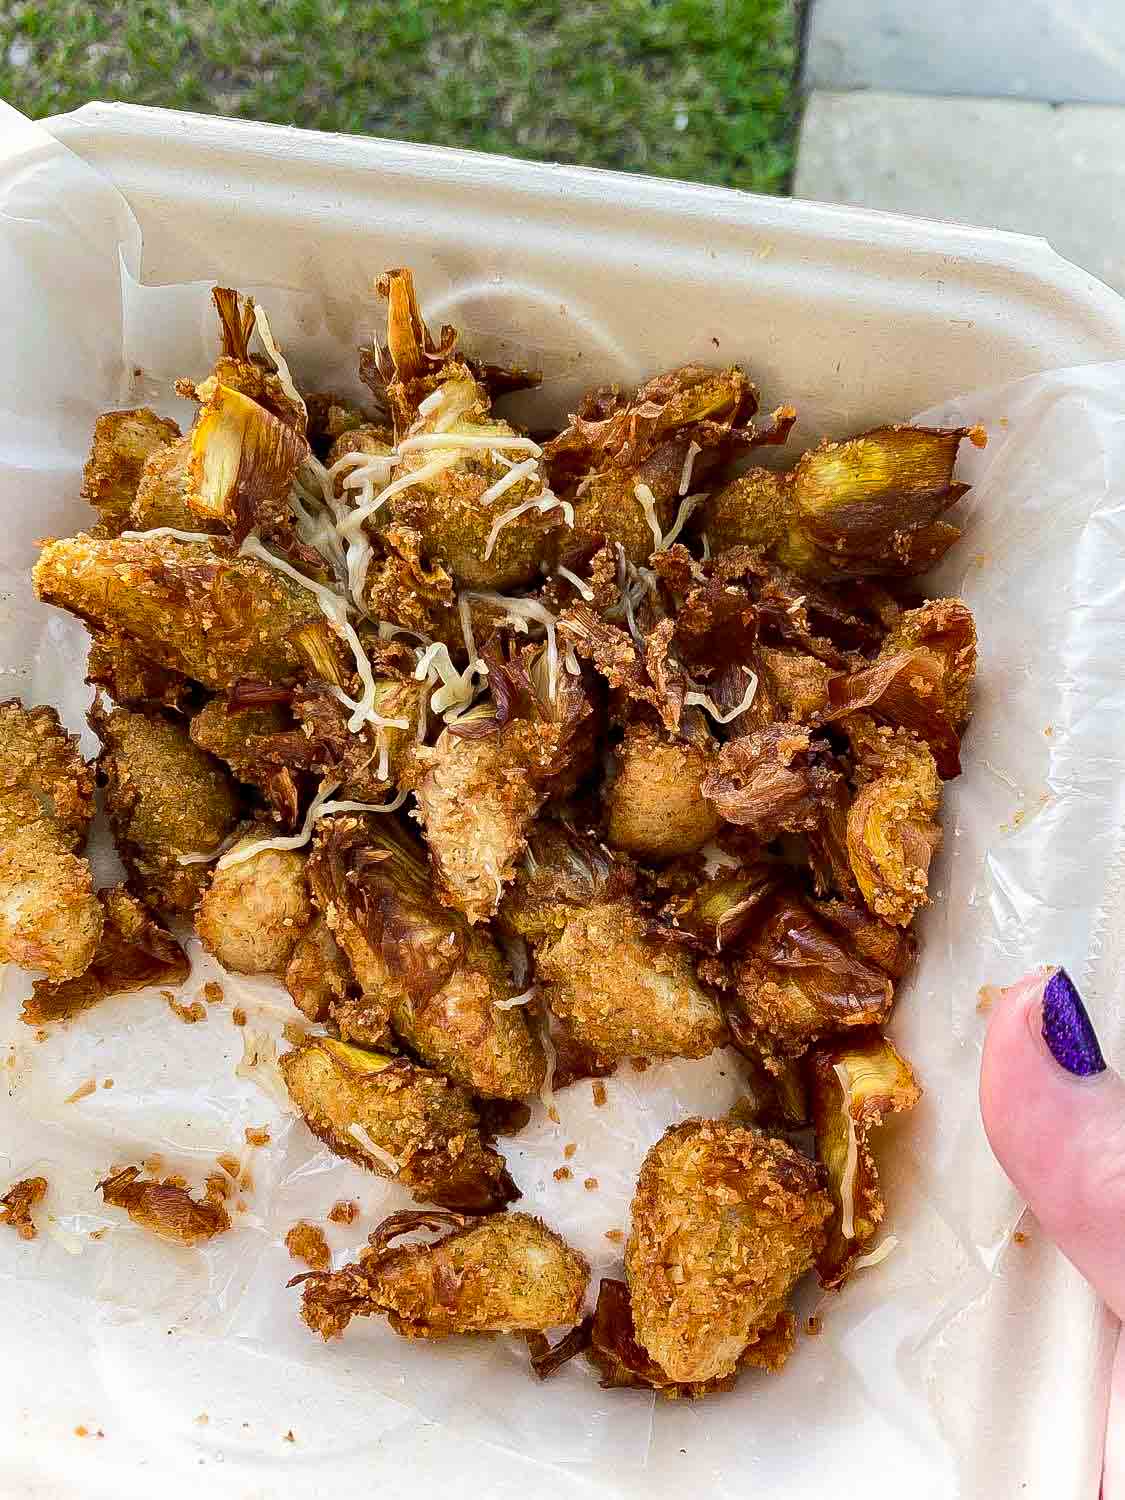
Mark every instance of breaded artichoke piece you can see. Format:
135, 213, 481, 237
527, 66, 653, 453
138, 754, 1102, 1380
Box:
0, 822, 102, 980
307, 815, 544, 1099
0, 702, 102, 980
807, 1030, 921, 1286
86, 631, 197, 716
82, 408, 182, 535
606, 719, 720, 859
195, 827, 311, 974
705, 424, 985, 580
91, 702, 241, 914
297, 1208, 589, 1341
844, 715, 942, 927
186, 381, 308, 540
625, 1119, 831, 1386
193, 287, 307, 433
34, 534, 324, 690
406, 644, 595, 923
497, 821, 632, 948
756, 644, 834, 721
22, 885, 189, 1025
535, 895, 726, 1062
130, 437, 222, 532
188, 697, 298, 825
285, 914, 351, 1022
280, 1037, 517, 1214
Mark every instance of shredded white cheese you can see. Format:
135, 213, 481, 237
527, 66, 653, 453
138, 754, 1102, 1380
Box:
700, 531, 711, 562
633, 480, 663, 552
252, 303, 307, 423
216, 781, 409, 870
678, 440, 702, 497
684, 669, 759, 725
398, 431, 542, 456
483, 494, 573, 562
494, 987, 536, 1011
418, 387, 445, 416
338, 451, 460, 539
177, 829, 243, 867
834, 1062, 860, 1241
464, 591, 560, 702
659, 492, 705, 551
348, 1123, 401, 1174
414, 640, 480, 718
120, 527, 217, 544
851, 1235, 899, 1272
477, 456, 540, 507
538, 1014, 558, 1116
556, 564, 595, 601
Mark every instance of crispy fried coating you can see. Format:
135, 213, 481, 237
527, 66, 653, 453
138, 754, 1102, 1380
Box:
187, 381, 308, 540
807, 1031, 921, 1285
307, 816, 544, 1098
34, 534, 324, 691
844, 715, 942, 927
498, 821, 634, 947
625, 1119, 830, 1385
91, 702, 241, 913
701, 725, 840, 843
706, 425, 984, 579
98, 1166, 231, 1245
606, 720, 720, 859
297, 1208, 588, 1340
280, 1037, 518, 1213
86, 631, 197, 716
22, 886, 189, 1025
285, 914, 351, 1022
651, 866, 779, 956
0, 700, 96, 847
280, 673, 424, 802
188, 697, 298, 823
756, 644, 834, 721
82, 408, 182, 535
535, 895, 727, 1062
195, 828, 311, 974
0, 1176, 47, 1241
130, 437, 220, 532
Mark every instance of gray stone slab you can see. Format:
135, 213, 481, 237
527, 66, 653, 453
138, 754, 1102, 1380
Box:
795, 91, 1125, 293
805, 0, 1125, 105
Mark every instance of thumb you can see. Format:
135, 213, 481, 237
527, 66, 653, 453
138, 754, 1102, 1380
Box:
980, 966, 1125, 1318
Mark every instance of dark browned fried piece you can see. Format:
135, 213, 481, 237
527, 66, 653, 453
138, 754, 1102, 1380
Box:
701, 724, 841, 842
86, 632, 199, 716
0, 1176, 47, 1241
285, 914, 352, 1022
280, 1037, 518, 1214
807, 1030, 922, 1286
623, 1120, 831, 1388
650, 865, 779, 956
98, 1166, 231, 1245
294, 1208, 588, 1341
82, 408, 182, 535
22, 886, 189, 1026
189, 697, 299, 825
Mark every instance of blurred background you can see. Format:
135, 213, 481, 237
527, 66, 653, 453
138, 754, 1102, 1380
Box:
2, 0, 1122, 291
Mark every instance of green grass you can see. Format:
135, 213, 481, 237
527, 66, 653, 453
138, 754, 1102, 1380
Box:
0, 0, 800, 194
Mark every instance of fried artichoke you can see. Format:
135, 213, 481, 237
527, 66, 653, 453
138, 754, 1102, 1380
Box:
82, 407, 182, 535
195, 828, 311, 974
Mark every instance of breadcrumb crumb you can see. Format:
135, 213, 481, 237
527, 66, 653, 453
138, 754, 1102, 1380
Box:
245, 1126, 271, 1147
64, 1079, 97, 1103
166, 996, 206, 1024
592, 1081, 607, 1107
285, 1220, 331, 1271
584, 1177, 599, 1192
553, 1166, 572, 1182
232, 1007, 247, 1027
203, 981, 224, 1004
328, 1199, 359, 1225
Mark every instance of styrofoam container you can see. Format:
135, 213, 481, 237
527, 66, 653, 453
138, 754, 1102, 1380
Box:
3, 101, 1125, 1500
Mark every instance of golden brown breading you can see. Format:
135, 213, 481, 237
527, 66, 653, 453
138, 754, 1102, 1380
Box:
286, 1220, 331, 1270
700, 724, 840, 842
844, 715, 942, 927
284, 914, 352, 1023
86, 631, 197, 716
98, 1166, 231, 1245
606, 721, 720, 859
535, 896, 727, 1062
497, 821, 634, 948
188, 697, 298, 824
82, 408, 182, 535
297, 1208, 588, 1341
0, 699, 96, 848
625, 1119, 831, 1385
280, 1037, 518, 1214
91, 701, 241, 914
0, 1176, 47, 1241
34, 534, 324, 690
130, 436, 219, 532
0, 822, 102, 979
807, 1031, 921, 1285
307, 816, 544, 1099
22, 885, 189, 1025
195, 829, 311, 974
756, 644, 834, 721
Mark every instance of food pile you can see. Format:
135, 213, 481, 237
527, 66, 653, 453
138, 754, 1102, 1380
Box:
4, 269, 982, 1397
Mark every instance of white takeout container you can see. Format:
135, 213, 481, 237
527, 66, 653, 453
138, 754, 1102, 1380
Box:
3, 101, 1125, 1500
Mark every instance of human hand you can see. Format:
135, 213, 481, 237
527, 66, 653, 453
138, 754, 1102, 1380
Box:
981, 968, 1122, 1494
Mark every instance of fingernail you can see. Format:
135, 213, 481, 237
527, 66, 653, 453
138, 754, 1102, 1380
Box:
1041, 968, 1106, 1077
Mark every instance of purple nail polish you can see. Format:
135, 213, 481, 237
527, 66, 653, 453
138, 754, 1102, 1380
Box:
1042, 968, 1106, 1077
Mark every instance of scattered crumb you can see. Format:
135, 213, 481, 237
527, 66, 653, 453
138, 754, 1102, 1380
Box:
604, 1229, 624, 1244
217, 1153, 241, 1179
1013, 1230, 1029, 1246
583, 1177, 599, 1192
239, 1170, 254, 1192
547, 1106, 560, 1125
142, 1154, 165, 1175
553, 1166, 572, 1182
1, 1175, 47, 1240
977, 984, 1004, 1014
282, 1021, 306, 1046
630, 1057, 650, 1073
74, 1426, 88, 1438
285, 1221, 331, 1271
563, 1142, 577, 1160
64, 1078, 97, 1104
283, 1430, 296, 1444
165, 1174, 187, 1189
35, 1029, 47, 1043
245, 1126, 270, 1147
328, 1199, 359, 1225
592, 1081, 607, 1107
166, 995, 206, 1024
203, 981, 224, 1004
232, 1007, 247, 1028
194, 1413, 209, 1426
88, 1228, 107, 1241
806, 1316, 823, 1336
236, 1198, 248, 1213
205, 1172, 231, 1202
102, 1078, 114, 1089
1044, 724, 1053, 738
